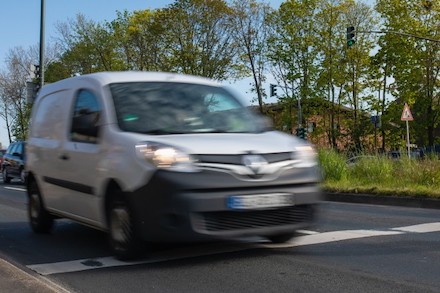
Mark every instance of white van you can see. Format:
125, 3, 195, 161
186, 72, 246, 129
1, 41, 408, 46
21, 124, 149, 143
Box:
26, 71, 321, 259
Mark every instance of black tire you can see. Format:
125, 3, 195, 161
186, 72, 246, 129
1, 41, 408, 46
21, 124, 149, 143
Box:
267, 233, 296, 244
28, 180, 54, 233
3, 168, 11, 184
107, 192, 142, 260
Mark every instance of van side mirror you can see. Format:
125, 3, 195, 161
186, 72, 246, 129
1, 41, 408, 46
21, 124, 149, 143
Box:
72, 112, 99, 137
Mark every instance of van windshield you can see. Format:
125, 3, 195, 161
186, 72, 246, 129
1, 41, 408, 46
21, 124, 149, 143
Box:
109, 82, 265, 134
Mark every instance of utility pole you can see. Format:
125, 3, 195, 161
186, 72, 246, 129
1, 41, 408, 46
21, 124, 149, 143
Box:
39, 0, 45, 88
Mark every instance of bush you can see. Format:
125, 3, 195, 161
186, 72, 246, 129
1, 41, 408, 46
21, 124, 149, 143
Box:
318, 149, 440, 199
349, 156, 393, 184
318, 148, 348, 182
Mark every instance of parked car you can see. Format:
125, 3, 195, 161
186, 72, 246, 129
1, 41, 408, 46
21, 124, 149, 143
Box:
0, 149, 6, 167
26, 71, 322, 260
2, 141, 26, 184
387, 150, 422, 160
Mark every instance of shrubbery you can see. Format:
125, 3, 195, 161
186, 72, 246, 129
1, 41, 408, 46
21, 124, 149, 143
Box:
318, 148, 440, 198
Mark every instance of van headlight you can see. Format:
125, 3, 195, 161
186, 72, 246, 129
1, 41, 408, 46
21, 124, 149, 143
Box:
293, 145, 318, 168
135, 142, 199, 172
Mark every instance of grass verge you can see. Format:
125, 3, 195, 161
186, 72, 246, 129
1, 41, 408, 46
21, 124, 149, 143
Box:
318, 149, 440, 200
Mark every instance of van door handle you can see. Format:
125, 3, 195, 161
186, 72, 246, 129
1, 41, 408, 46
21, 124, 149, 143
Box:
60, 154, 70, 160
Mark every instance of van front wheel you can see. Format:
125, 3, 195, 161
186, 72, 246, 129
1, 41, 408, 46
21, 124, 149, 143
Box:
108, 193, 142, 260
28, 181, 54, 233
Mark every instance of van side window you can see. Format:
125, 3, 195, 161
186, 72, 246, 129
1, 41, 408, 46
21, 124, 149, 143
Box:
70, 90, 101, 143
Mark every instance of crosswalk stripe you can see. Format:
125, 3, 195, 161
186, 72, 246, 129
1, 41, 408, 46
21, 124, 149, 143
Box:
259, 229, 403, 249
392, 222, 440, 233
27, 244, 252, 276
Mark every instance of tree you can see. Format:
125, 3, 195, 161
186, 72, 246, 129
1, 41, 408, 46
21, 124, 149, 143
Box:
267, 0, 321, 134
314, 0, 353, 149
162, 0, 239, 80
376, 0, 440, 147
52, 14, 123, 77
0, 47, 34, 142
229, 0, 273, 113
110, 9, 172, 71
340, 0, 377, 152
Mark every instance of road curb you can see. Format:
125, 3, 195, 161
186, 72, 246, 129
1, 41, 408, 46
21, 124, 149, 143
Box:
325, 192, 440, 209
0, 258, 70, 293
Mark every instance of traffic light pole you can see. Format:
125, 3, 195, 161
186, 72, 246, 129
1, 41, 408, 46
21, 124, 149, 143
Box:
358, 30, 440, 43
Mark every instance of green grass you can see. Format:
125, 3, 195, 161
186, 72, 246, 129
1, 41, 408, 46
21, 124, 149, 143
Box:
318, 149, 440, 199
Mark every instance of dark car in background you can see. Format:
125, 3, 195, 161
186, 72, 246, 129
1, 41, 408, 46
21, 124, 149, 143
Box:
0, 149, 6, 166
1, 141, 26, 184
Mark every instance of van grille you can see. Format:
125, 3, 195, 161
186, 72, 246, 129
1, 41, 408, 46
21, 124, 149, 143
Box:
196, 153, 292, 165
194, 205, 313, 232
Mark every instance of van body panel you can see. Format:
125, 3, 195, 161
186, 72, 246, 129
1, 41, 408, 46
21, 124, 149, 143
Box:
27, 71, 322, 248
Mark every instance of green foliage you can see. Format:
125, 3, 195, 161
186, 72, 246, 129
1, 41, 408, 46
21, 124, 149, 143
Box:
349, 155, 393, 183
375, 0, 440, 147
320, 150, 440, 198
318, 148, 348, 182
394, 158, 440, 188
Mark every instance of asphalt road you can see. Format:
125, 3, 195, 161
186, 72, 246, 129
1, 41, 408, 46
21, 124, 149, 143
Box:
0, 182, 439, 293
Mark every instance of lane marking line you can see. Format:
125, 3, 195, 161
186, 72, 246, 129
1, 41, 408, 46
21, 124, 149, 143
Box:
4, 187, 26, 192
27, 221, 440, 276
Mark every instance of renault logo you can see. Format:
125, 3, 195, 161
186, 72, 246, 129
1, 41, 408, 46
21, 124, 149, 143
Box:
242, 154, 268, 174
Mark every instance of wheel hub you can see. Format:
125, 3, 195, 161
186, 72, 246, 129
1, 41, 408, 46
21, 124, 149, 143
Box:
111, 207, 131, 243
30, 193, 40, 219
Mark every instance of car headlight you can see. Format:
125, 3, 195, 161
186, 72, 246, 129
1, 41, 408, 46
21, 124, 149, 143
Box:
293, 145, 318, 168
135, 142, 199, 172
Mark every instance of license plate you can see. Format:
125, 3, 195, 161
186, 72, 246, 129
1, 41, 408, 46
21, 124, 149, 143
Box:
227, 193, 294, 210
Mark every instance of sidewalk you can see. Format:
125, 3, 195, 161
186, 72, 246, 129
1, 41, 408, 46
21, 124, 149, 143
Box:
0, 258, 69, 293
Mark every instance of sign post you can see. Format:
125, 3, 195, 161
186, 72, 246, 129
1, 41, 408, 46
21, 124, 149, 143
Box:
400, 103, 414, 158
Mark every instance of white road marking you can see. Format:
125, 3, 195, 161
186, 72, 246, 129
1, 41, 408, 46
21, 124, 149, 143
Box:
259, 229, 403, 249
392, 222, 440, 233
297, 229, 320, 235
4, 187, 26, 192
27, 222, 440, 276
27, 243, 252, 276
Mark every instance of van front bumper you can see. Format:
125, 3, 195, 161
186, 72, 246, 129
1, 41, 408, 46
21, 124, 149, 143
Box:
126, 168, 322, 243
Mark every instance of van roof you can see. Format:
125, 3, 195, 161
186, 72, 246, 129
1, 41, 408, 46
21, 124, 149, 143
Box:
38, 71, 221, 95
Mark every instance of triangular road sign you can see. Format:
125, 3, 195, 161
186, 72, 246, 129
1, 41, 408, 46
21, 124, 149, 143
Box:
401, 103, 414, 121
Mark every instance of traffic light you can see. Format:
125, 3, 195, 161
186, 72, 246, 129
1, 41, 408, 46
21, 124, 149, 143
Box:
270, 84, 277, 97
33, 65, 40, 80
296, 127, 306, 139
346, 26, 355, 47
